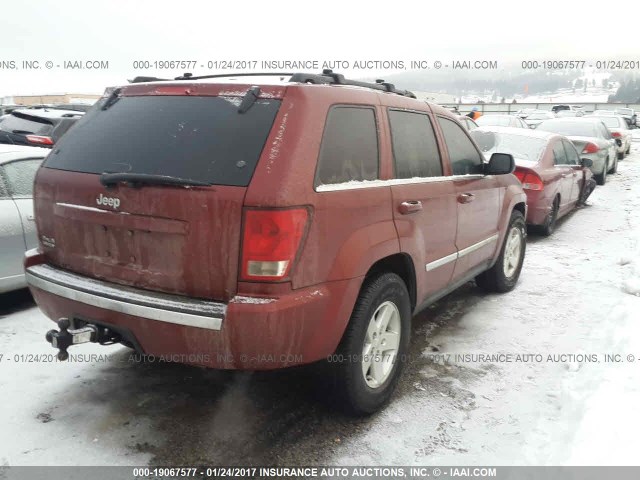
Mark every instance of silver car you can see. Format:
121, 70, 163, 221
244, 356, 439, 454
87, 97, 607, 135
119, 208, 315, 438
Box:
585, 114, 632, 159
476, 114, 529, 128
0, 145, 48, 293
536, 117, 619, 185
524, 112, 555, 128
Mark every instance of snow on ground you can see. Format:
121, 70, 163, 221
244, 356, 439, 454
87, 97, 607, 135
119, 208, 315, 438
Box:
1, 139, 640, 466
330, 141, 640, 466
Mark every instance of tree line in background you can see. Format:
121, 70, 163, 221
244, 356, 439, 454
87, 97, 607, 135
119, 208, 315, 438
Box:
385, 68, 640, 103
390, 70, 581, 97
608, 74, 640, 103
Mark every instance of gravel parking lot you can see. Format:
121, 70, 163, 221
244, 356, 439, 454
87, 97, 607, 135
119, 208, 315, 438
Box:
2, 140, 640, 466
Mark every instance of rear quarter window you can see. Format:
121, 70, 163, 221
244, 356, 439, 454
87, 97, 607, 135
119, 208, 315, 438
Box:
388, 109, 442, 178
0, 114, 53, 135
315, 106, 378, 187
2, 159, 43, 197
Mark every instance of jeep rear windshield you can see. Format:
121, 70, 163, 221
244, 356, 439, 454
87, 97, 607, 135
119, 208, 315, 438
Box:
43, 95, 282, 186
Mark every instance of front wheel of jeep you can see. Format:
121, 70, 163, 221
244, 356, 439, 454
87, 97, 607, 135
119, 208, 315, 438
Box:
330, 272, 411, 415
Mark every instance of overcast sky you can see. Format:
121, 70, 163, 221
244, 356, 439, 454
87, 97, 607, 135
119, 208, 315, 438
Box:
1, 0, 639, 97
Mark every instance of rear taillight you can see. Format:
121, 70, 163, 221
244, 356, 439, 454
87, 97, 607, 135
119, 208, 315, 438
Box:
611, 132, 621, 138
240, 208, 309, 282
514, 167, 544, 191
582, 142, 599, 154
26, 135, 53, 146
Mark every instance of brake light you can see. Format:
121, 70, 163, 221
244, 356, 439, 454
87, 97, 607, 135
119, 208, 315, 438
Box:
611, 132, 621, 138
240, 208, 309, 281
514, 167, 543, 191
26, 135, 53, 146
582, 142, 599, 154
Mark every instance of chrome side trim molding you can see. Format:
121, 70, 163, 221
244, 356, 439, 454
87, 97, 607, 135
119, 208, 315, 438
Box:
458, 234, 499, 258
425, 234, 499, 271
426, 252, 458, 272
26, 264, 225, 331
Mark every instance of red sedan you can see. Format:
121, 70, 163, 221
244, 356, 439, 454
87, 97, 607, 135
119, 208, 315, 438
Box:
471, 126, 595, 236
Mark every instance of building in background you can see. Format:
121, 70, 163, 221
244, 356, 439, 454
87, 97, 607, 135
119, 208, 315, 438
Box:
1, 93, 100, 106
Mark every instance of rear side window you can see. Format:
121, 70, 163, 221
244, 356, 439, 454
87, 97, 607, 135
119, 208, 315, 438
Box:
562, 140, 580, 165
44, 96, 282, 187
51, 118, 79, 142
388, 110, 442, 178
2, 159, 43, 197
315, 106, 378, 186
597, 122, 610, 139
437, 117, 484, 175
0, 113, 53, 135
552, 142, 568, 165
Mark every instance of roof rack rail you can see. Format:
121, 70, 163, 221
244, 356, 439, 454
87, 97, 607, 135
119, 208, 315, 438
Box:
289, 69, 416, 98
128, 70, 416, 98
173, 72, 294, 81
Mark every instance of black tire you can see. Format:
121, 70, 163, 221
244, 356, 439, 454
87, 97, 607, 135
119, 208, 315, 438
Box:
476, 210, 526, 293
329, 272, 411, 415
540, 196, 559, 237
626, 145, 631, 155
595, 161, 607, 185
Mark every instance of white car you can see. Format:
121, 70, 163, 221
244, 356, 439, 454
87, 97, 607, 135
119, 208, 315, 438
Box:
614, 107, 637, 128
524, 112, 555, 128
0, 145, 48, 293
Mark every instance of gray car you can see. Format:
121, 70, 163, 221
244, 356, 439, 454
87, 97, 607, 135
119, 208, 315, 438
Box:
536, 117, 619, 185
0, 145, 48, 293
476, 114, 529, 128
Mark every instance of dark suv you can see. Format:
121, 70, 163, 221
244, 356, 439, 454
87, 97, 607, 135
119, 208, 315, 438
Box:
25, 71, 527, 414
0, 108, 84, 147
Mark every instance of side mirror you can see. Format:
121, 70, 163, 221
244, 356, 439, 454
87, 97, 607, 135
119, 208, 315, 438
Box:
615, 138, 622, 147
485, 153, 515, 175
581, 158, 593, 168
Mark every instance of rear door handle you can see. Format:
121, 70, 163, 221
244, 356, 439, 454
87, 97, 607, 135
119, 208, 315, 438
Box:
457, 193, 475, 204
399, 200, 422, 214
27, 215, 35, 222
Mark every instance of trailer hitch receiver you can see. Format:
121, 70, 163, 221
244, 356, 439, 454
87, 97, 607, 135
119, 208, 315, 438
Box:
45, 318, 118, 361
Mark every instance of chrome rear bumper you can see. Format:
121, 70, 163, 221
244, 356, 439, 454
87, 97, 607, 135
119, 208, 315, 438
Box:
25, 264, 225, 331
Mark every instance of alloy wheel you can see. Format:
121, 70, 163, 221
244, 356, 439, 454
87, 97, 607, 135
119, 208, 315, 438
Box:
503, 226, 523, 278
361, 301, 401, 389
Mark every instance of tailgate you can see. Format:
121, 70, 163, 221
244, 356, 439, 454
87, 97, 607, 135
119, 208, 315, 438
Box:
34, 90, 283, 301
35, 169, 245, 301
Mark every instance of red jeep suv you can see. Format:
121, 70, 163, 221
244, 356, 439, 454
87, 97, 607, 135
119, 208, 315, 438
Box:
25, 71, 527, 414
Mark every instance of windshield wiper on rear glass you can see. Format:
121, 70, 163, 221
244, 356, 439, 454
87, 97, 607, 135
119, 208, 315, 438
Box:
99, 172, 210, 188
